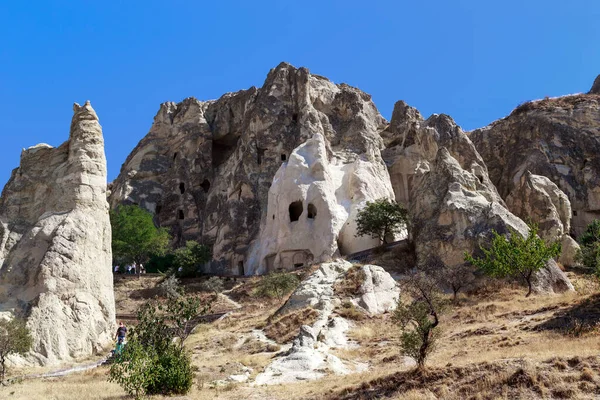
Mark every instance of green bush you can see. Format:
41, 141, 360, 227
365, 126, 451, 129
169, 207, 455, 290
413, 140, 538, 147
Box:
576, 220, 600, 274
173, 241, 212, 277
146, 253, 176, 273
108, 294, 210, 398
465, 224, 561, 297
200, 276, 224, 296
255, 272, 300, 300
355, 198, 408, 244
0, 318, 33, 383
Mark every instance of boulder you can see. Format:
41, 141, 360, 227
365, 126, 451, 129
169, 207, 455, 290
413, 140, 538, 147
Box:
352, 264, 399, 314
0, 101, 115, 366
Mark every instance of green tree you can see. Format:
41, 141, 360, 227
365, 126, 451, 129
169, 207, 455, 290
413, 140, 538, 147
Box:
109, 293, 210, 398
355, 198, 408, 244
465, 224, 561, 297
576, 220, 600, 274
394, 271, 447, 370
110, 205, 171, 276
173, 240, 212, 278
255, 272, 300, 301
0, 318, 33, 383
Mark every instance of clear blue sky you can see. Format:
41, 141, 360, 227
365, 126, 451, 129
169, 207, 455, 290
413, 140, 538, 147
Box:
1, 1, 599, 187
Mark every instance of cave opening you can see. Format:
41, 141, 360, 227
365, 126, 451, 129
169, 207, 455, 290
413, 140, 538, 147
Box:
179, 182, 185, 194
155, 205, 162, 214
178, 210, 185, 220
257, 147, 266, 165
307, 203, 317, 219
173, 152, 178, 161
292, 113, 298, 123
238, 260, 244, 276
289, 201, 303, 222
200, 179, 211, 193
212, 135, 239, 168
281, 154, 287, 161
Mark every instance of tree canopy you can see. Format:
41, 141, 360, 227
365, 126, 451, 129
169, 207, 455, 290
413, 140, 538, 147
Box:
0, 318, 33, 382
465, 224, 561, 297
355, 198, 408, 244
110, 205, 171, 267
576, 219, 600, 275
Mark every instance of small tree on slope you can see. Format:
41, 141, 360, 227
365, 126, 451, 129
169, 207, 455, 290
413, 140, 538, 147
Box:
355, 198, 408, 244
465, 224, 561, 297
394, 271, 447, 370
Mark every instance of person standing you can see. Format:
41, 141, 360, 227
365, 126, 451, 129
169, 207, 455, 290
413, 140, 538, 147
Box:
115, 321, 127, 354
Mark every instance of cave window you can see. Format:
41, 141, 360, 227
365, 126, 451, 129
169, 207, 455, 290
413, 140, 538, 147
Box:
281, 154, 287, 161
573, 210, 578, 216
257, 147, 266, 165
178, 210, 185, 220
292, 113, 298, 123
307, 203, 317, 219
289, 201, 303, 222
173, 152, 178, 161
238, 261, 245, 276
155, 205, 162, 214
179, 182, 186, 194
200, 179, 211, 193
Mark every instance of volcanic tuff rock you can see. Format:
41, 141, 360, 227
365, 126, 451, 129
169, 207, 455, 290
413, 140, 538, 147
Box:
382, 103, 573, 293
110, 63, 397, 275
470, 91, 600, 237
0, 101, 115, 366
505, 171, 580, 267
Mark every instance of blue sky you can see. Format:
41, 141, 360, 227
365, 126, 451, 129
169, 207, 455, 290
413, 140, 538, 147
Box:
1, 1, 599, 186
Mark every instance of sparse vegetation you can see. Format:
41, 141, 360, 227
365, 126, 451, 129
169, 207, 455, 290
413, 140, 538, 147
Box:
465, 224, 561, 297
424, 256, 474, 302
394, 272, 447, 370
200, 276, 225, 297
334, 265, 366, 297
254, 272, 300, 300
173, 240, 212, 278
576, 219, 600, 274
355, 198, 408, 244
264, 308, 320, 344
0, 318, 32, 383
336, 301, 366, 321
158, 274, 181, 298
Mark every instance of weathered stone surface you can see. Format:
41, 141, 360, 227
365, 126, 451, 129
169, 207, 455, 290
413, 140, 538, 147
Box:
110, 63, 395, 275
590, 75, 600, 94
470, 92, 600, 236
382, 106, 573, 294
505, 171, 580, 266
352, 264, 399, 314
0, 101, 115, 366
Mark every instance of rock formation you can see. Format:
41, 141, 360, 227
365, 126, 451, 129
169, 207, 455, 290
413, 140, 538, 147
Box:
0, 101, 115, 366
382, 103, 573, 294
110, 63, 397, 275
505, 171, 580, 266
470, 90, 600, 237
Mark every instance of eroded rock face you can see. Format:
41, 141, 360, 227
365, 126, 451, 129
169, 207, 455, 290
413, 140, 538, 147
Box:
110, 63, 395, 275
470, 92, 600, 236
382, 105, 573, 294
0, 101, 115, 366
505, 171, 580, 266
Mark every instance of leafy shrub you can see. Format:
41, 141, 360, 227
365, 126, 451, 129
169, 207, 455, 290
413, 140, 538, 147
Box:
109, 294, 211, 398
158, 275, 181, 299
0, 318, 33, 383
355, 198, 408, 244
465, 224, 561, 297
173, 241, 212, 277
200, 276, 224, 296
254, 272, 300, 300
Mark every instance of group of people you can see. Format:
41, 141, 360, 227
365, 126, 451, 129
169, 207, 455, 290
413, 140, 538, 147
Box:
113, 262, 146, 275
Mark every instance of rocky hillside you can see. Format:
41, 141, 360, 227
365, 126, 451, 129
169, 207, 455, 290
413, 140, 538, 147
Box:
109, 63, 395, 275
109, 64, 600, 290
0, 102, 115, 366
470, 82, 600, 237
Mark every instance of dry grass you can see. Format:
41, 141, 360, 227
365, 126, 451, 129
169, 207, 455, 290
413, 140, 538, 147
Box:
334, 265, 366, 297
511, 93, 600, 116
264, 307, 319, 344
